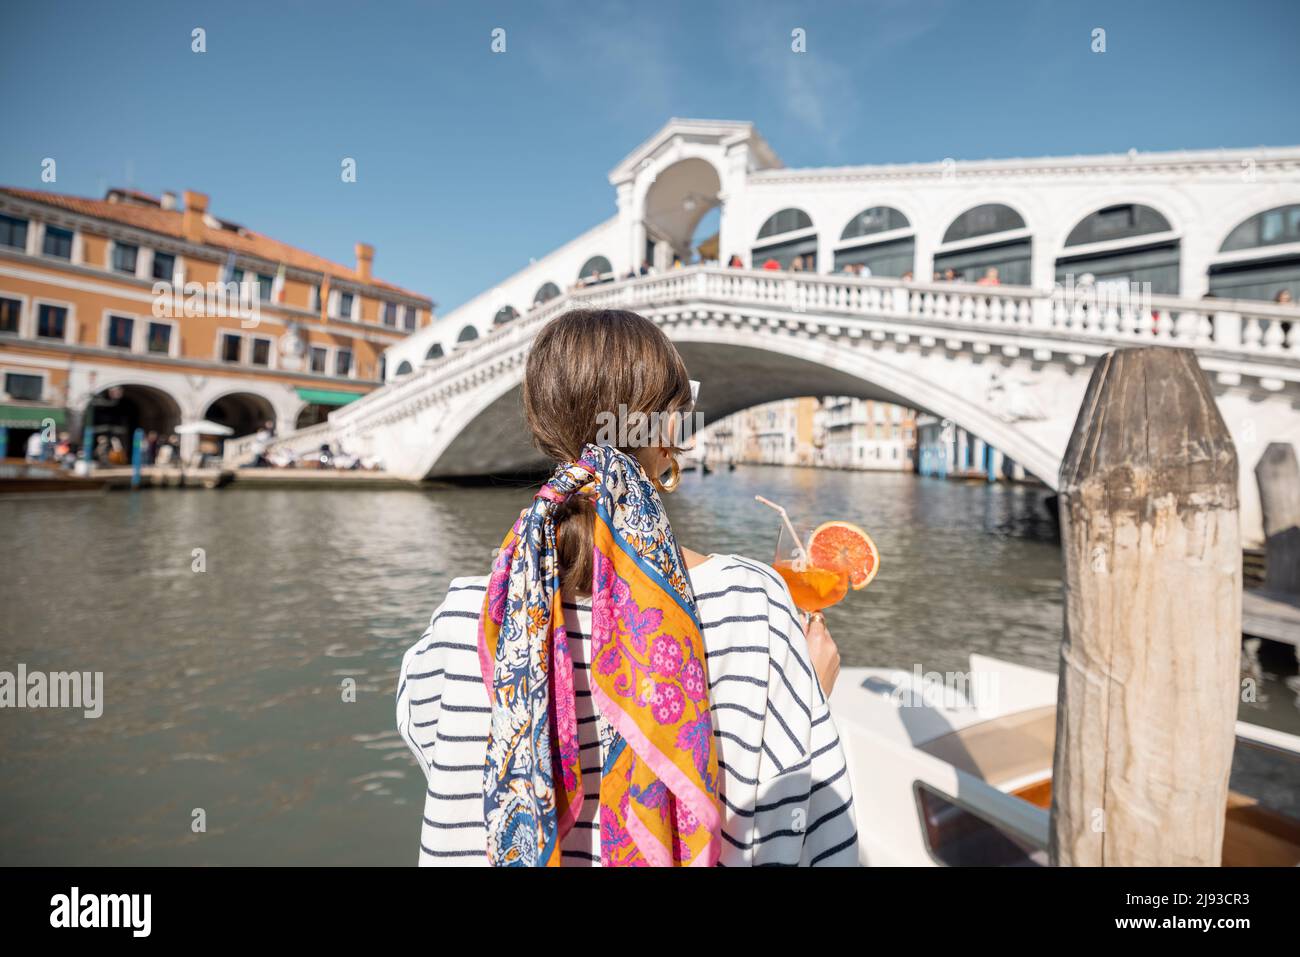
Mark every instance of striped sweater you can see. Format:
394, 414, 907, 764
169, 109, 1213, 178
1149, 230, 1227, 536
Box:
396, 553, 859, 866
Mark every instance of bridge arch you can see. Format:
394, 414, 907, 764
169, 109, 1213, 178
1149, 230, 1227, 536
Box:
456, 324, 480, 346
413, 321, 1065, 487
493, 305, 520, 326
426, 342, 445, 360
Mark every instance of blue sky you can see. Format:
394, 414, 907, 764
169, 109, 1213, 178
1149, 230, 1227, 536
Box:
3, 0, 1297, 311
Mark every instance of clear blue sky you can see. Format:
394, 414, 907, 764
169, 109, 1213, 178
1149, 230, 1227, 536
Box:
3, 0, 1297, 311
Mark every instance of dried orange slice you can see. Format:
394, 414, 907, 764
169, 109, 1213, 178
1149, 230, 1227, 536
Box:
807, 520, 880, 590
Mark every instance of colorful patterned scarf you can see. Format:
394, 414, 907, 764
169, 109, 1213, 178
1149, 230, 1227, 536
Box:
477, 443, 722, 866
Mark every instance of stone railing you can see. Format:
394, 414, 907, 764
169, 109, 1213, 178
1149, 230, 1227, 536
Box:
257, 265, 1300, 457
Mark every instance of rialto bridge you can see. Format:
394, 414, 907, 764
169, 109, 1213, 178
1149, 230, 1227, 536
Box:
231, 119, 1300, 545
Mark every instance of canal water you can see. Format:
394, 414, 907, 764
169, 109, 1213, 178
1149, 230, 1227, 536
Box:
1, 466, 1295, 864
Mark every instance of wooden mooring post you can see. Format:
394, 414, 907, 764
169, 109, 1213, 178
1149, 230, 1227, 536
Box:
1051, 347, 1241, 866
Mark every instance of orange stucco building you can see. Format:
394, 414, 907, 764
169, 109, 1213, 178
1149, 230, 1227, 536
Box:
0, 185, 433, 457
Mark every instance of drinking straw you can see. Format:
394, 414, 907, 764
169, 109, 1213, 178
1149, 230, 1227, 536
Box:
754, 495, 808, 560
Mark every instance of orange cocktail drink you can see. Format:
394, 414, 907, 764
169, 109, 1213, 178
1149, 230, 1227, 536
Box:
774, 560, 850, 612
757, 495, 880, 618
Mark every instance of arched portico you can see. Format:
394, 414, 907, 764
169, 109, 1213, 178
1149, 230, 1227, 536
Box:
641, 157, 724, 268
204, 391, 277, 438
83, 382, 183, 445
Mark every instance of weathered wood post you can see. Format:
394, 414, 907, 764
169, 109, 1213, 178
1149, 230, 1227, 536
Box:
1051, 347, 1241, 866
1254, 442, 1300, 596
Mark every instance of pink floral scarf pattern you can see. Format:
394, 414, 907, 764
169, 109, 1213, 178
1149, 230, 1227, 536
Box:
477, 444, 721, 866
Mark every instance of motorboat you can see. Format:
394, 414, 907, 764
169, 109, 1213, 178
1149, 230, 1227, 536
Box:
829, 655, 1300, 866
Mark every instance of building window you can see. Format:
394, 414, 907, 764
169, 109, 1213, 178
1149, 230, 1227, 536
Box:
578, 256, 613, 285
335, 349, 352, 376
152, 251, 176, 281
0, 214, 29, 250
4, 372, 43, 401
220, 332, 242, 363
337, 292, 354, 319
0, 296, 20, 334
403, 305, 417, 330
309, 346, 328, 373
112, 242, 139, 275
1221, 204, 1300, 252
757, 208, 814, 239
43, 226, 74, 260
106, 314, 135, 349
37, 304, 67, 339
146, 322, 171, 354
753, 208, 818, 270
382, 302, 399, 326
250, 337, 271, 366
310, 284, 321, 312
253, 273, 273, 302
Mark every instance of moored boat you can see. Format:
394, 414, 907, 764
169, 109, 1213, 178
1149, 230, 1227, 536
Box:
829, 655, 1300, 866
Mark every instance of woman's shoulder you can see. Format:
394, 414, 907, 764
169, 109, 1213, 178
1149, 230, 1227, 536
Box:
403, 576, 487, 658
435, 575, 490, 611
400, 576, 487, 683
690, 553, 795, 603
691, 553, 814, 676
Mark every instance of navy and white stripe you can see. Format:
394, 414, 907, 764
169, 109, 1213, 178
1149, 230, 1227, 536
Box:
396, 553, 859, 866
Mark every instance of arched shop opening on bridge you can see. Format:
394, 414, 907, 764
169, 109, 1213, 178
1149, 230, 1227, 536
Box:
752, 208, 817, 270
642, 156, 723, 269
205, 392, 275, 439
456, 325, 480, 347
1055, 203, 1180, 295
83, 384, 182, 454
834, 206, 915, 277
934, 203, 1031, 284
577, 256, 613, 285
533, 282, 560, 307
1209, 204, 1300, 302
394, 360, 414, 377
426, 342, 445, 360
492, 306, 519, 326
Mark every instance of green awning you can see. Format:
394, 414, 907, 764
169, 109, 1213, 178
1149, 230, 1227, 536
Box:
0, 405, 66, 428
295, 388, 365, 407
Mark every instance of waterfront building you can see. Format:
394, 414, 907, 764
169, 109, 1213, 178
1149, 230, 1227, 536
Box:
741, 397, 821, 466
0, 186, 433, 460
820, 398, 916, 472
696, 397, 915, 471
916, 414, 1029, 482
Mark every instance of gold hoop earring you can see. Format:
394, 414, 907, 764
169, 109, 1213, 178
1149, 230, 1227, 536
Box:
654, 456, 681, 494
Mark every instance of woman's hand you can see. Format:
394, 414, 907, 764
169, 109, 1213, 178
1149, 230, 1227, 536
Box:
805, 613, 841, 698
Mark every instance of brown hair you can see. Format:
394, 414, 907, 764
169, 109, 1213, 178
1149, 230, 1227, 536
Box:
523, 308, 692, 595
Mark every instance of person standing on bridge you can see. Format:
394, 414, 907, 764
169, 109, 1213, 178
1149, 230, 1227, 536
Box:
397, 308, 858, 867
